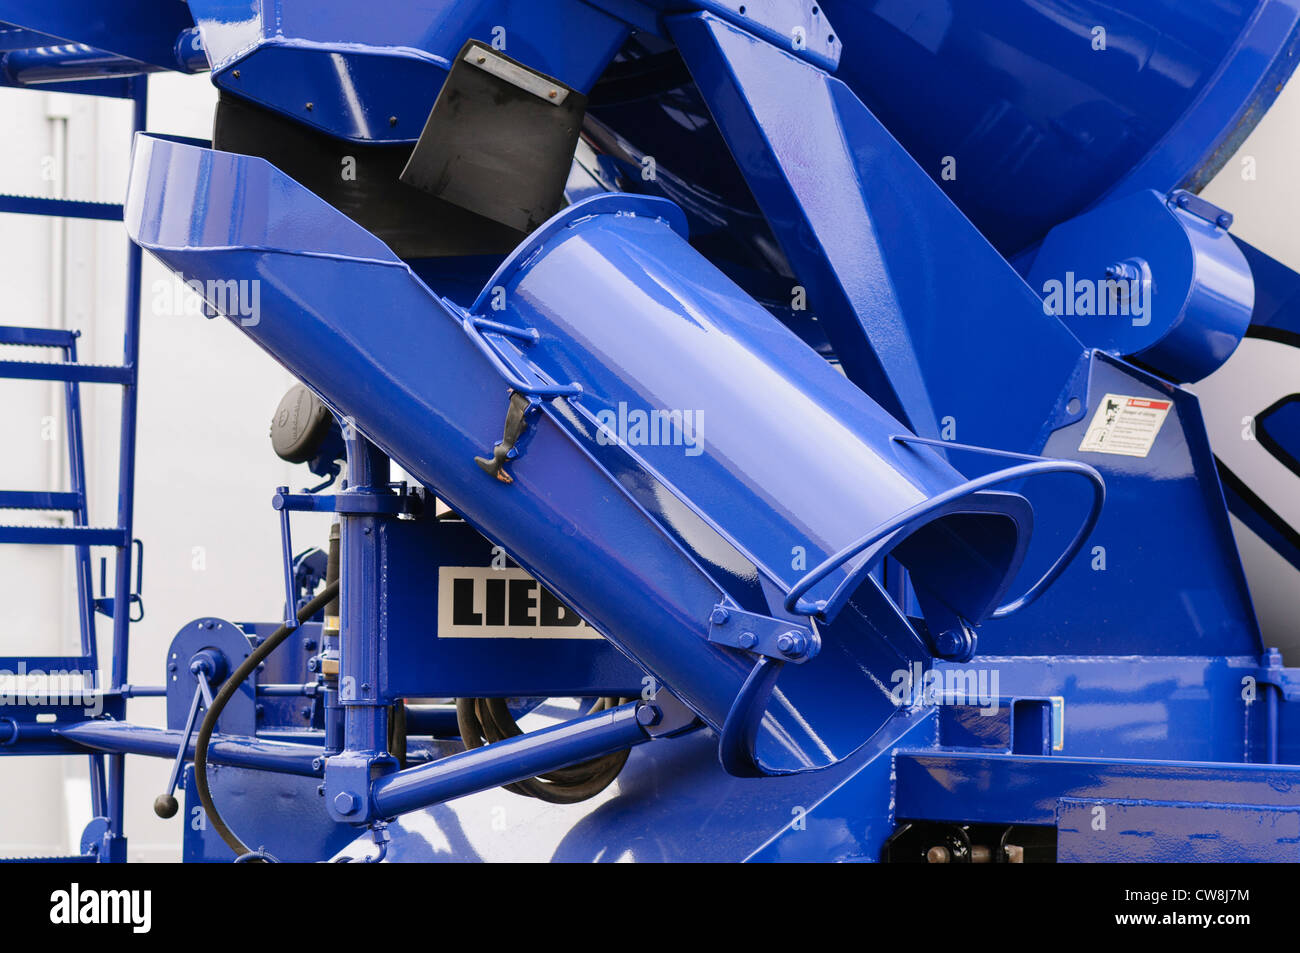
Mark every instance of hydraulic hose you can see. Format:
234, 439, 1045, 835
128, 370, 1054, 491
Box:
195, 580, 339, 859
456, 696, 631, 804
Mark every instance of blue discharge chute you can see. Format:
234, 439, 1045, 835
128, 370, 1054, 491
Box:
125, 134, 1102, 776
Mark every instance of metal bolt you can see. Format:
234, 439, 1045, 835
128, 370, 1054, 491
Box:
305, 102, 314, 111
548, 90, 557, 99
389, 116, 398, 127
312, 757, 324, 772
776, 631, 807, 658
1216, 213, 1232, 229
935, 628, 968, 657
738, 631, 758, 649
926, 845, 951, 863
303, 638, 317, 651
477, 56, 486, 64
231, 69, 240, 79
635, 704, 662, 727
333, 791, 358, 816
709, 607, 730, 626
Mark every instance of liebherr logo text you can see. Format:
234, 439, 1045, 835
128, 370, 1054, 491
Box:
50, 883, 151, 933
437, 567, 600, 639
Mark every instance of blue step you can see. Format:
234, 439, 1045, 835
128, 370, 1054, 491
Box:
0, 326, 78, 347
0, 854, 97, 863
0, 655, 95, 670
0, 359, 132, 384
0, 194, 124, 222
0, 525, 128, 546
0, 490, 83, 510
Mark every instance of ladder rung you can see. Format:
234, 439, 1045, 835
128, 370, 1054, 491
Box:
0, 193, 124, 222
0, 326, 77, 348
0, 525, 127, 546
0, 655, 95, 671
0, 854, 98, 864
0, 490, 82, 510
0, 359, 132, 384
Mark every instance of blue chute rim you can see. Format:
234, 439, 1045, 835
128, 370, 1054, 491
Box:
784, 436, 1106, 620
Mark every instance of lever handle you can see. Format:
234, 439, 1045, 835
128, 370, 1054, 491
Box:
154, 656, 217, 818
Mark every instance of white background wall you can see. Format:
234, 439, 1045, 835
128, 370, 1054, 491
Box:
0, 72, 329, 860
0, 58, 1298, 860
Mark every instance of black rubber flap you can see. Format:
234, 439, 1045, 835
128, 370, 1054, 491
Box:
213, 92, 524, 258
400, 40, 587, 233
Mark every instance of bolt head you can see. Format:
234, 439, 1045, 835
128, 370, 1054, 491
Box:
776, 631, 807, 657
333, 791, 358, 816
709, 607, 730, 626
738, 631, 758, 649
635, 705, 662, 727
935, 629, 963, 656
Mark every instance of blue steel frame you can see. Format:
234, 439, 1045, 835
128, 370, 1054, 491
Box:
2, 0, 1300, 863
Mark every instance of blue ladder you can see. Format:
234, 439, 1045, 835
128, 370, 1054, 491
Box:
0, 76, 148, 862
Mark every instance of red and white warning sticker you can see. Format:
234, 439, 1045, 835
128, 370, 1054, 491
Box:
1077, 393, 1172, 458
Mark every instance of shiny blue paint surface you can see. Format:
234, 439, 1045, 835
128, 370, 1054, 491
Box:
0, 0, 196, 70
895, 751, 1300, 827
185, 0, 631, 142
371, 701, 650, 817
670, 12, 1087, 446
1028, 190, 1254, 383
671, 14, 1260, 658
182, 764, 355, 863
124, 139, 967, 774
341, 705, 938, 862
819, 0, 1300, 258
1057, 798, 1300, 862
978, 352, 1261, 657
127, 135, 1045, 776
10, 0, 1300, 861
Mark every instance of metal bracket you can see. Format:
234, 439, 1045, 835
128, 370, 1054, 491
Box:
272, 484, 423, 516
476, 391, 543, 484
1254, 649, 1300, 702
1168, 189, 1233, 230
94, 538, 144, 622
706, 604, 819, 663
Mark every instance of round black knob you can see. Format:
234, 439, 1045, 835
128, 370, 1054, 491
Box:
153, 793, 179, 819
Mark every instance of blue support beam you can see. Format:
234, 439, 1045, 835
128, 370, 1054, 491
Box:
894, 751, 1300, 826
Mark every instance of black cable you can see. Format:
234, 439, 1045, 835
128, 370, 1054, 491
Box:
456, 696, 631, 804
195, 580, 339, 859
